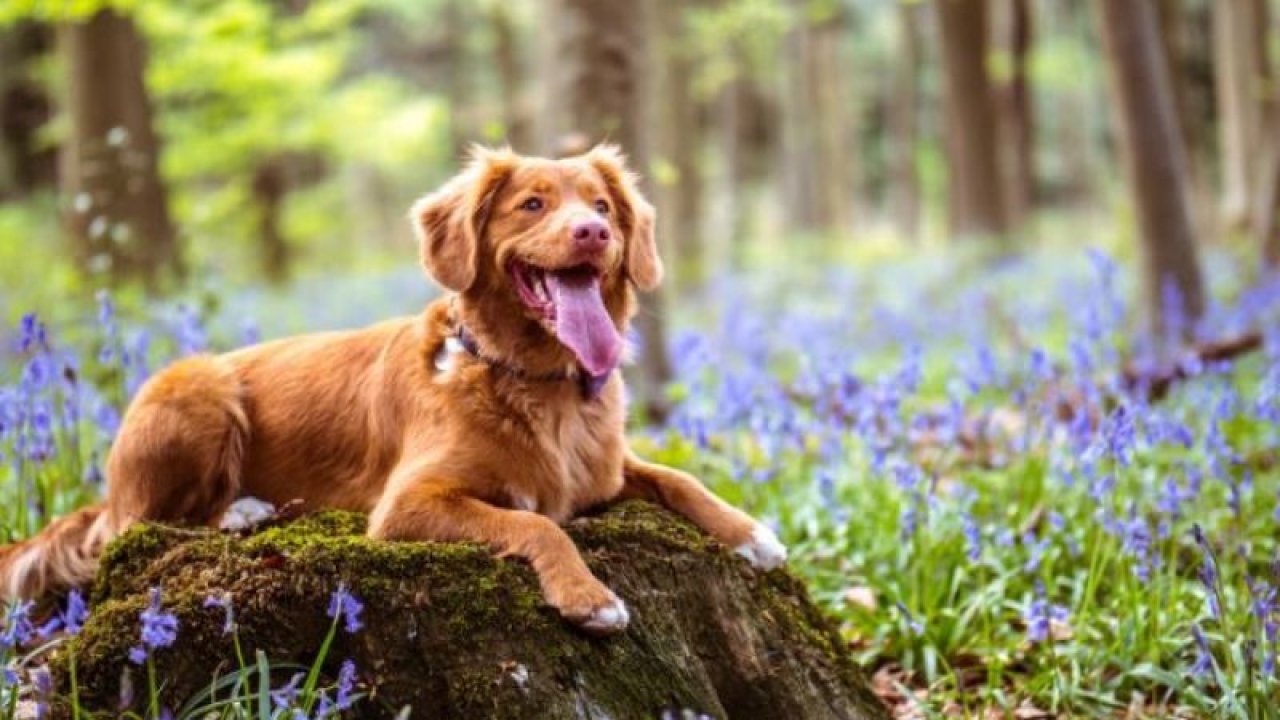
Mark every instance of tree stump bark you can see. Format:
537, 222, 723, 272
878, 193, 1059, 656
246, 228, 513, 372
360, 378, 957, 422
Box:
54, 501, 888, 719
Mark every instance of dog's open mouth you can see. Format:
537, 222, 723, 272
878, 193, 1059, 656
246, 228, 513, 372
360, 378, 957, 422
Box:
509, 261, 622, 377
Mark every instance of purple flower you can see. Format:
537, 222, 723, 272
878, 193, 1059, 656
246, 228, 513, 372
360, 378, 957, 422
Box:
203, 593, 235, 635
1, 600, 36, 648
129, 587, 178, 664
18, 313, 46, 353
1028, 347, 1054, 382
1024, 591, 1069, 644
38, 589, 89, 637
961, 514, 981, 562
313, 660, 360, 717
1250, 579, 1276, 624
327, 583, 364, 634
1190, 624, 1213, 678
271, 672, 305, 710
1022, 534, 1049, 574
330, 659, 359, 711
31, 666, 51, 719
1192, 525, 1224, 619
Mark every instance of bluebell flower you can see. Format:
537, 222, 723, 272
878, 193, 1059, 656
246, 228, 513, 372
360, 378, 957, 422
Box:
31, 665, 51, 719
333, 659, 358, 710
1249, 579, 1276, 625
1028, 347, 1054, 382
1024, 590, 1070, 644
1122, 514, 1153, 582
271, 672, 305, 710
1, 600, 36, 648
1023, 534, 1049, 574
1047, 511, 1065, 531
18, 313, 46, 353
1190, 624, 1213, 678
39, 589, 89, 637
327, 583, 364, 634
1156, 477, 1187, 519
203, 593, 235, 635
129, 587, 178, 664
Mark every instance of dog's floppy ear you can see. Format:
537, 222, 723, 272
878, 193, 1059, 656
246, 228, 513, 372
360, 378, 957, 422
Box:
587, 144, 663, 292
410, 147, 516, 292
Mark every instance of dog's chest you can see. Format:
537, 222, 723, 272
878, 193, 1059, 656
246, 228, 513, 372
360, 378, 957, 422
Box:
507, 397, 624, 522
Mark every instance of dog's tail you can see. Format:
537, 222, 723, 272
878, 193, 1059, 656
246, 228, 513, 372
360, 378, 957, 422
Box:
2, 355, 250, 601
0, 502, 114, 600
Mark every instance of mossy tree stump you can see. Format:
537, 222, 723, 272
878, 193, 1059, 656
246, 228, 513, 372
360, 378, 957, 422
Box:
56, 501, 888, 719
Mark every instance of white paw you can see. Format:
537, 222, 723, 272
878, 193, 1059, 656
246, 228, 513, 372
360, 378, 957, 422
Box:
735, 524, 788, 570
581, 594, 630, 635
219, 497, 276, 531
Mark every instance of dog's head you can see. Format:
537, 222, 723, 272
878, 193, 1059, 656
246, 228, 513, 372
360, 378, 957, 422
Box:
410, 145, 661, 379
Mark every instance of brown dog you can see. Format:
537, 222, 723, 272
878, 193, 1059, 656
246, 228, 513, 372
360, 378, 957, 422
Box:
0, 145, 785, 633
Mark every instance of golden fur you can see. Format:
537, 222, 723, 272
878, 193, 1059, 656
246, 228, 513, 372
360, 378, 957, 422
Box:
0, 146, 783, 633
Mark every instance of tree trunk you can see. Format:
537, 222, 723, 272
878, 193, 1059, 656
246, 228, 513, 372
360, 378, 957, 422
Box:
547, 0, 672, 423
936, 0, 1007, 242
1259, 133, 1280, 268
779, 1, 852, 235
442, 0, 473, 160
1095, 0, 1206, 340
650, 0, 706, 290
1250, 0, 1279, 269
717, 67, 777, 266
1155, 0, 1219, 244
889, 2, 922, 243
252, 158, 290, 285
490, 3, 534, 152
996, 0, 1034, 229
0, 21, 56, 201
56, 503, 889, 719
1213, 0, 1268, 230
58, 9, 180, 287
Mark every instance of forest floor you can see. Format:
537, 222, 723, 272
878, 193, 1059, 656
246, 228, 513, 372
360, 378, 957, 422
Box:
2, 246, 1279, 718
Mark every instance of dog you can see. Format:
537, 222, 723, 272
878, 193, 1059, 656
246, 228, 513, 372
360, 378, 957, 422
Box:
0, 145, 785, 634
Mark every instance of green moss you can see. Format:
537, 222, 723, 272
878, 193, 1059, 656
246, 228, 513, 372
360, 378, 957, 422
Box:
54, 501, 886, 720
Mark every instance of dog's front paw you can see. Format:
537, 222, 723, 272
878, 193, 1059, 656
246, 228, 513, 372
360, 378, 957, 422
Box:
735, 523, 787, 570
549, 580, 630, 636
219, 497, 276, 531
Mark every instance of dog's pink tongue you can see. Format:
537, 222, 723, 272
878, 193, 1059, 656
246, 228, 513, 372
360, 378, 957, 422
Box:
549, 268, 622, 377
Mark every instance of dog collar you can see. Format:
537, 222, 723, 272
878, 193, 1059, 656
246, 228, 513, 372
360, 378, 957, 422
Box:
449, 323, 612, 400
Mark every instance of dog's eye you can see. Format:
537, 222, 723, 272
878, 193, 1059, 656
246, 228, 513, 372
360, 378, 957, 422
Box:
594, 199, 610, 215
520, 197, 543, 212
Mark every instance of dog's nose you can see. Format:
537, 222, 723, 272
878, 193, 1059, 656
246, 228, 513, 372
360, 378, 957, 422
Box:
571, 218, 611, 253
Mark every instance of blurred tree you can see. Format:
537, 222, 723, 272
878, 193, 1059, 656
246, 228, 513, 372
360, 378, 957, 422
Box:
59, 8, 180, 287
779, 0, 853, 234
0, 21, 56, 200
442, 0, 476, 159
936, 0, 1007, 242
251, 152, 325, 284
1155, 1, 1205, 200
687, 0, 785, 263
488, 2, 534, 152
548, 0, 672, 422
651, 0, 707, 289
995, 0, 1034, 229
714, 64, 777, 263
1259, 128, 1280, 269
1251, 0, 1279, 268
252, 158, 289, 284
1095, 0, 1205, 337
1213, 0, 1270, 231
889, 1, 922, 243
